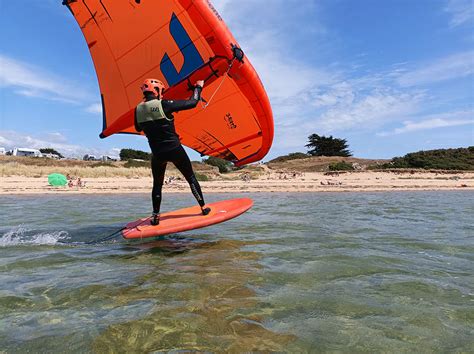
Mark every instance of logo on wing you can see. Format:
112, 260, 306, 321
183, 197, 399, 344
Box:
224, 113, 237, 129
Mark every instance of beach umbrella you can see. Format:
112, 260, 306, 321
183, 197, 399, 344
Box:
48, 173, 67, 186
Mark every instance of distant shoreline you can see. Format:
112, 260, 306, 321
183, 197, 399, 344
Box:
1, 155, 473, 194
1, 171, 472, 195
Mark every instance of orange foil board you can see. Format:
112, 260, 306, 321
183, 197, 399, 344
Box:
64, 0, 274, 166
122, 198, 253, 239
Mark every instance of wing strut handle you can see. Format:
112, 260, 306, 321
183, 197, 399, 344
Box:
231, 44, 245, 63
200, 44, 244, 109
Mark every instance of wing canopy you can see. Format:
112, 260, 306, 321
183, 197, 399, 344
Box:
65, 0, 273, 165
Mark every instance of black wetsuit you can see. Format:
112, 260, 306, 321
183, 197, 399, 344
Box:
134, 87, 206, 214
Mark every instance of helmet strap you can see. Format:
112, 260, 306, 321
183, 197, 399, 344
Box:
144, 91, 157, 101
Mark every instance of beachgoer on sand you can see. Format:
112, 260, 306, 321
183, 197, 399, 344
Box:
134, 78, 211, 226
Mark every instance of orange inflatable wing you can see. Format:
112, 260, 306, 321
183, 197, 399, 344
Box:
64, 0, 273, 166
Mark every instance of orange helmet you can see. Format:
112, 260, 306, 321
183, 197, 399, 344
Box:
141, 78, 165, 97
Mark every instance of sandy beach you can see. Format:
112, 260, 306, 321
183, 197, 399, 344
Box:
1, 171, 473, 194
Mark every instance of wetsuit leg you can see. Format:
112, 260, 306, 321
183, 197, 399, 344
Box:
151, 155, 167, 214
171, 146, 206, 207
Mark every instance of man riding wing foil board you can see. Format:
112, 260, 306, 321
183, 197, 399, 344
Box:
134, 78, 211, 226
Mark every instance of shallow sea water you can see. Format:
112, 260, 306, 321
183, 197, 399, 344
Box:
0, 192, 473, 352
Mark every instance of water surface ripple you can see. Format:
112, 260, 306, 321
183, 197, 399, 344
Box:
0, 192, 473, 352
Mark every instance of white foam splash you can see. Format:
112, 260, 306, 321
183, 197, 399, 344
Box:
0, 226, 69, 247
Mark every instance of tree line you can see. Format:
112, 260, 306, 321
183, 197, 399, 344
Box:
381, 147, 474, 170
271, 135, 474, 171
41, 136, 474, 172
118, 134, 354, 172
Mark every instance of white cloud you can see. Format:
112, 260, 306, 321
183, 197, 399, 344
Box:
263, 83, 425, 153
444, 0, 474, 27
85, 103, 102, 114
0, 135, 10, 146
249, 48, 336, 100
0, 54, 91, 103
378, 110, 474, 136
310, 82, 355, 108
396, 51, 474, 87
45, 132, 68, 143
0, 130, 105, 157
317, 89, 423, 133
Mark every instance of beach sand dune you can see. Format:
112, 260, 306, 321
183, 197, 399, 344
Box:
1, 171, 472, 194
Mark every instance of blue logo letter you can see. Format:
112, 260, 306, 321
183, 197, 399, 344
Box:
160, 13, 204, 87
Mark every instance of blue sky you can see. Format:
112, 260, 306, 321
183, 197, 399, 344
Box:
0, 0, 472, 160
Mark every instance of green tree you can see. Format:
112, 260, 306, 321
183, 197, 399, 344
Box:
39, 148, 64, 158
119, 148, 151, 161
306, 134, 352, 157
203, 156, 233, 173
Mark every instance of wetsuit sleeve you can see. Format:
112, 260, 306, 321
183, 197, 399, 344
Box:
134, 108, 142, 132
162, 86, 202, 115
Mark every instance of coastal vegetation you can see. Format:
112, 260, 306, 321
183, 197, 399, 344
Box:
123, 159, 150, 168
39, 148, 63, 158
1, 147, 472, 179
379, 147, 474, 171
268, 152, 309, 163
267, 155, 386, 172
195, 173, 209, 181
0, 156, 217, 178
203, 156, 233, 173
119, 148, 151, 161
329, 161, 355, 171
90, 162, 118, 168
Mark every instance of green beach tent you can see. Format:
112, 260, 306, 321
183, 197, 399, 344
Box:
48, 173, 68, 187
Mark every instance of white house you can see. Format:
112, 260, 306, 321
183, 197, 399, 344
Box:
0, 147, 5, 155
42, 153, 61, 159
12, 148, 43, 157
101, 155, 118, 162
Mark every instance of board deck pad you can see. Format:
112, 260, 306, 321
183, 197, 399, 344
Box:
122, 198, 253, 239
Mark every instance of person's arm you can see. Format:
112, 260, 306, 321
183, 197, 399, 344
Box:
134, 108, 142, 132
162, 82, 203, 114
